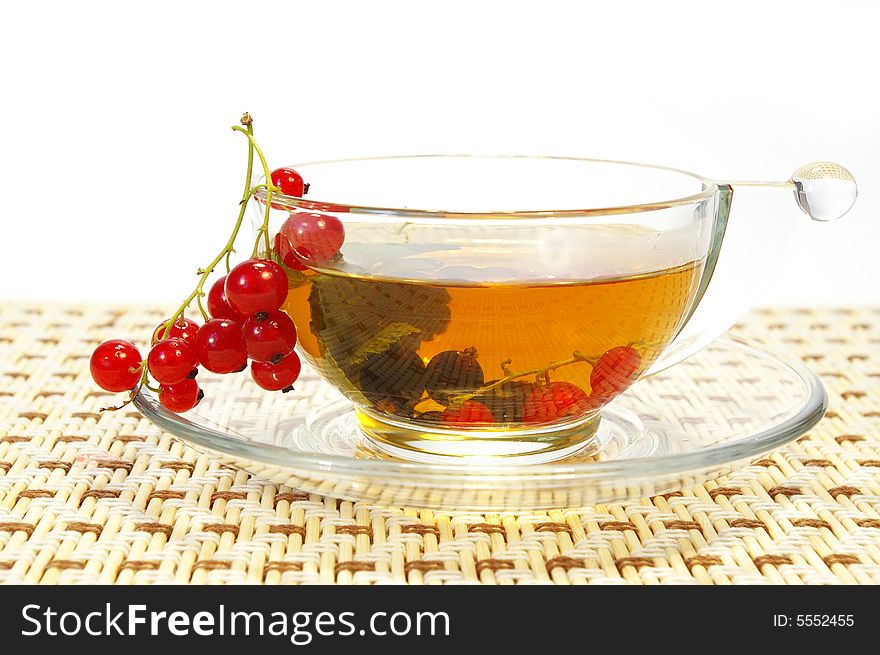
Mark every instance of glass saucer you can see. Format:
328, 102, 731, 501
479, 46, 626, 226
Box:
134, 335, 826, 511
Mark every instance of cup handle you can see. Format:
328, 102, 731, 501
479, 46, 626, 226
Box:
648, 161, 857, 374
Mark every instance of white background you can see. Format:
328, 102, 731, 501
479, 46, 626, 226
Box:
0, 0, 877, 305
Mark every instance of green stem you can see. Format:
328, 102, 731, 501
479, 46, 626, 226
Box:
230, 126, 277, 258
195, 293, 209, 321
161, 119, 258, 340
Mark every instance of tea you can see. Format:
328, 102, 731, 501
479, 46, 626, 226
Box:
281, 259, 702, 435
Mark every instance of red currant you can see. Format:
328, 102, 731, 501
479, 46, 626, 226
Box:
225, 259, 289, 316
194, 319, 248, 374
273, 232, 307, 271
522, 381, 590, 423
280, 212, 345, 265
270, 167, 308, 197
147, 338, 198, 385
207, 275, 247, 322
90, 339, 143, 392
151, 316, 200, 347
440, 400, 494, 426
251, 351, 302, 391
158, 379, 204, 413
590, 346, 641, 396
242, 310, 297, 363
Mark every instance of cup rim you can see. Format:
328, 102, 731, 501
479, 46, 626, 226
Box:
256, 154, 717, 219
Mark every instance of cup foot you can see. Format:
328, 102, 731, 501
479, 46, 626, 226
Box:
355, 408, 602, 464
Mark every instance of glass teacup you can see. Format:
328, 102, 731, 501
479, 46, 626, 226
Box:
254, 156, 856, 463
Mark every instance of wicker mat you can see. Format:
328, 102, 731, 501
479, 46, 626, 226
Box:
0, 303, 878, 584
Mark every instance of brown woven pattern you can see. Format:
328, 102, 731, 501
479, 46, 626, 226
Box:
1, 303, 879, 584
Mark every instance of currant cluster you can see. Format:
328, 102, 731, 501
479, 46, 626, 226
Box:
202, 258, 301, 390
91, 259, 302, 412
408, 344, 642, 427
89, 114, 345, 414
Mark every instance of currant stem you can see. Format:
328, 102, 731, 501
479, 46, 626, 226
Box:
160, 120, 259, 340
448, 351, 595, 408
230, 126, 277, 258
195, 294, 209, 321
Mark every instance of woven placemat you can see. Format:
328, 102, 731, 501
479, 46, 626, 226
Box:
0, 303, 878, 584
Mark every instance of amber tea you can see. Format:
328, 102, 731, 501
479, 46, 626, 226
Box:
282, 258, 702, 449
